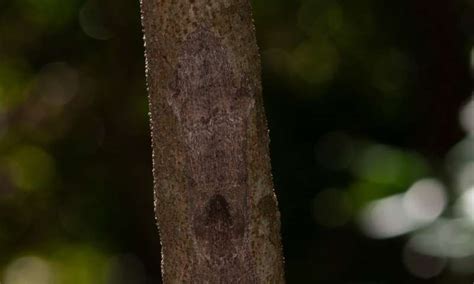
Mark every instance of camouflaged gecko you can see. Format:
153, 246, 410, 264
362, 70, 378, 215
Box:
140, 0, 285, 282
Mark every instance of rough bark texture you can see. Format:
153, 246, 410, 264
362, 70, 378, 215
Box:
139, 0, 285, 283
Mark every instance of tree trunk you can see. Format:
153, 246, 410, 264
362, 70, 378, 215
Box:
139, 0, 285, 282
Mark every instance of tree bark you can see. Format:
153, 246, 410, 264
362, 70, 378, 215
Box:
139, 0, 285, 282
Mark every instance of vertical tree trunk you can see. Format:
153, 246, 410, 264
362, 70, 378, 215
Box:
139, 0, 285, 282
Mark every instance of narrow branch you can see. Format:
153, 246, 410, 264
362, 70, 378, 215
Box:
140, 0, 285, 282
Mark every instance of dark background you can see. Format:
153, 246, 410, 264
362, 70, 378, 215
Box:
0, 0, 472, 283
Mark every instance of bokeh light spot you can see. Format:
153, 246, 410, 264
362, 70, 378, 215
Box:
403, 243, 446, 279
359, 194, 415, 238
352, 144, 428, 187
359, 178, 445, 239
290, 38, 340, 85
79, 1, 113, 40
409, 219, 474, 259
455, 187, 474, 220
51, 244, 108, 284
34, 62, 79, 108
353, 144, 404, 185
446, 137, 474, 178
403, 178, 446, 223
6, 145, 56, 192
456, 162, 474, 193
3, 256, 54, 284
459, 94, 474, 135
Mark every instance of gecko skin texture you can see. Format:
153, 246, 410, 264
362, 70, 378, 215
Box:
140, 0, 285, 281
167, 28, 256, 283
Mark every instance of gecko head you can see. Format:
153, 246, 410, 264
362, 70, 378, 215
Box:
193, 193, 245, 243
204, 194, 232, 228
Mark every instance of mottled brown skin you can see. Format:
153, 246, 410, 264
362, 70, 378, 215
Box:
139, 0, 284, 283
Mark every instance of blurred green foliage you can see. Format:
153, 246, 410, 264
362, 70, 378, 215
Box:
0, 0, 472, 283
